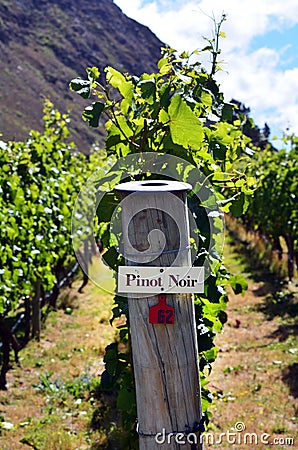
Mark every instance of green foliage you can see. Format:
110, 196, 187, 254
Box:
33, 369, 99, 401
71, 52, 250, 178
70, 20, 251, 443
0, 101, 88, 314
100, 342, 136, 429
69, 78, 92, 99
246, 145, 298, 239
243, 136, 298, 279
82, 102, 105, 127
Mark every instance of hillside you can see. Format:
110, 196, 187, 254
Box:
0, 0, 164, 150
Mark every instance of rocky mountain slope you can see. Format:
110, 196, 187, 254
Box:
0, 0, 164, 150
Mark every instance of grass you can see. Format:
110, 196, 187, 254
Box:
0, 237, 297, 449
206, 233, 298, 449
0, 273, 117, 449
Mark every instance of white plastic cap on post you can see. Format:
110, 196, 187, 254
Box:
115, 179, 192, 193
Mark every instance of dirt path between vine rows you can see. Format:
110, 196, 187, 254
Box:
0, 244, 296, 449
205, 240, 298, 450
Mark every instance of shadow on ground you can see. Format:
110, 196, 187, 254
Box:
256, 291, 297, 322
226, 228, 298, 400
281, 363, 298, 399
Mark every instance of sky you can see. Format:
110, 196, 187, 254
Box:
114, 0, 298, 146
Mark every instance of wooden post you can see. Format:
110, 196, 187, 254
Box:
115, 180, 203, 450
31, 278, 41, 341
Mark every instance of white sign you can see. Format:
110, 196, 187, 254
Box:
118, 266, 204, 294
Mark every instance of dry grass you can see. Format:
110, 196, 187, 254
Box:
0, 276, 117, 449
206, 235, 298, 449
0, 240, 296, 449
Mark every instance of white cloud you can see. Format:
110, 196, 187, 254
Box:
114, 0, 298, 138
217, 49, 298, 134
115, 0, 298, 50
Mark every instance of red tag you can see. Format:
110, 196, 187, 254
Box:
149, 294, 174, 324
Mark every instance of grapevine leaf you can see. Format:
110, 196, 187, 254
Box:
105, 67, 133, 114
138, 79, 156, 104
117, 387, 136, 413
96, 192, 120, 222
102, 247, 123, 271
204, 346, 218, 363
221, 103, 234, 122
69, 78, 91, 99
198, 332, 215, 352
159, 109, 169, 124
229, 274, 248, 295
229, 192, 246, 217
100, 370, 114, 390
160, 85, 172, 108
86, 66, 100, 82
201, 45, 213, 52
82, 102, 105, 127
103, 343, 118, 377
168, 96, 203, 148
201, 392, 213, 413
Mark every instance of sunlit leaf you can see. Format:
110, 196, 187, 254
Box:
168, 95, 203, 148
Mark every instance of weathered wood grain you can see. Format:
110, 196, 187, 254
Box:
118, 184, 203, 450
